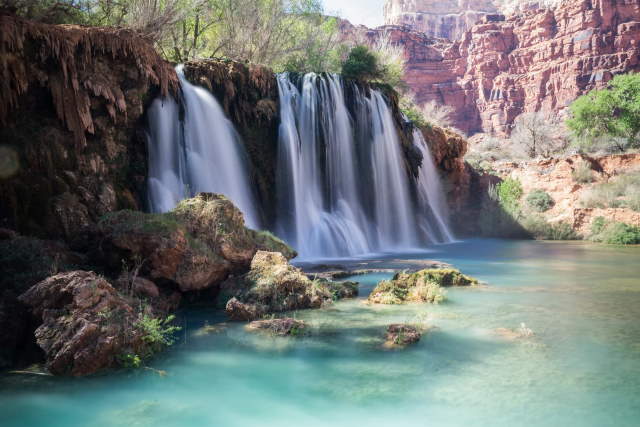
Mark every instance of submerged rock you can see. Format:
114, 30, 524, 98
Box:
368, 268, 477, 305
384, 324, 422, 349
221, 251, 358, 321
97, 193, 295, 292
246, 318, 307, 336
18, 271, 154, 376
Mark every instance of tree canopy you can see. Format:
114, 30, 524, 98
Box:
567, 72, 640, 152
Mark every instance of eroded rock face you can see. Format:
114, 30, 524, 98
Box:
220, 251, 358, 321
384, 0, 501, 40
375, 0, 640, 136
18, 271, 149, 376
0, 232, 86, 369
97, 193, 295, 292
0, 14, 178, 240
494, 153, 640, 236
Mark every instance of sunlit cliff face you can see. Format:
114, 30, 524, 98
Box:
382, 0, 562, 40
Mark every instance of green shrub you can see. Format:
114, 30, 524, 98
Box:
521, 215, 578, 240
526, 190, 554, 212
590, 220, 640, 244
591, 216, 607, 235
572, 159, 595, 183
497, 178, 524, 214
118, 353, 142, 369
580, 170, 640, 211
341, 46, 382, 82
567, 72, 640, 152
136, 314, 181, 357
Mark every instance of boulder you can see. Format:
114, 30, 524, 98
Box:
221, 251, 358, 321
368, 268, 477, 305
18, 271, 157, 376
0, 233, 85, 369
384, 324, 422, 349
97, 193, 295, 292
246, 318, 307, 336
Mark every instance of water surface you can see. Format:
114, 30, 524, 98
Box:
1, 239, 639, 427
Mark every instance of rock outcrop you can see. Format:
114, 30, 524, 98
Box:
0, 232, 86, 369
0, 13, 178, 239
368, 268, 477, 304
384, 0, 501, 40
220, 251, 358, 321
373, 0, 640, 136
383, 0, 562, 40
18, 271, 159, 376
384, 324, 423, 348
96, 193, 295, 292
492, 153, 640, 236
246, 318, 307, 336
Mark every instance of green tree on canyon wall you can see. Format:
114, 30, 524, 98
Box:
568, 72, 640, 152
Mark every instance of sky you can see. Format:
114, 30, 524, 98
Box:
322, 0, 386, 28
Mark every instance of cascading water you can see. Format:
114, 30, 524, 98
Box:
412, 129, 455, 243
147, 68, 453, 259
275, 73, 454, 259
146, 66, 260, 228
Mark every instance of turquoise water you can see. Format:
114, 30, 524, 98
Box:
1, 239, 640, 426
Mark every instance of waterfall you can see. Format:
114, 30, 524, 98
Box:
412, 129, 455, 243
147, 68, 454, 259
275, 73, 454, 259
146, 66, 260, 228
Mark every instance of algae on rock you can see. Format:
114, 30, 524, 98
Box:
368, 268, 477, 305
97, 193, 295, 292
220, 251, 358, 321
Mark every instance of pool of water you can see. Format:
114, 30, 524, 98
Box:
1, 239, 639, 426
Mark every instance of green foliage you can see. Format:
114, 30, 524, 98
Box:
526, 190, 554, 213
521, 215, 578, 240
118, 353, 142, 369
136, 314, 181, 356
399, 96, 427, 127
572, 159, 595, 183
590, 219, 640, 245
567, 72, 640, 152
496, 178, 524, 215
590, 216, 607, 235
3, 0, 90, 24
341, 45, 382, 82
581, 170, 640, 211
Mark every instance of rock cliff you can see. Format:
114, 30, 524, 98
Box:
377, 0, 640, 136
493, 153, 640, 235
0, 14, 179, 240
383, 0, 501, 40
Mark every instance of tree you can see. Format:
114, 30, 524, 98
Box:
511, 111, 568, 158
567, 72, 640, 152
341, 45, 382, 82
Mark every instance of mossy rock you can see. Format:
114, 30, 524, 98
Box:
220, 251, 358, 320
368, 268, 478, 305
97, 193, 296, 292
400, 268, 478, 288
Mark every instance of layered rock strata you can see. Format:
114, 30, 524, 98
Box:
368, 0, 640, 136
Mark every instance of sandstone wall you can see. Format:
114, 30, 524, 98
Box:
378, 0, 640, 136
493, 153, 640, 235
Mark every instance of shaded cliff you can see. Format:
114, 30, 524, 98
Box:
0, 13, 179, 240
